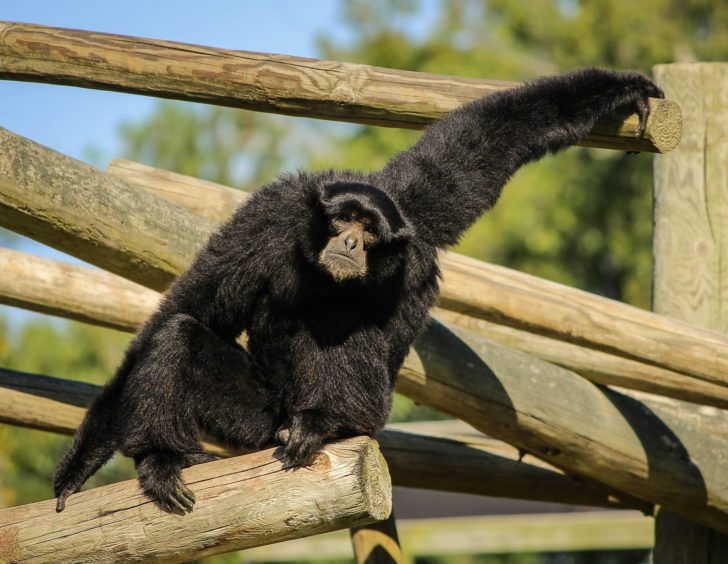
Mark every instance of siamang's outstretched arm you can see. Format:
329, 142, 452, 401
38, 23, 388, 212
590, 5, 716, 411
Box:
373, 68, 663, 248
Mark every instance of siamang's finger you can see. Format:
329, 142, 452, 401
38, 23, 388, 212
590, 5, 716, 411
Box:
171, 488, 195, 513
635, 96, 650, 139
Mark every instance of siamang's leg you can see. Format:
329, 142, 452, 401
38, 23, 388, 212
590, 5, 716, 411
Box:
130, 313, 281, 513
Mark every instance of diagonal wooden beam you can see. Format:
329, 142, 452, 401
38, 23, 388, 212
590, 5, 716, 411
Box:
109, 158, 728, 402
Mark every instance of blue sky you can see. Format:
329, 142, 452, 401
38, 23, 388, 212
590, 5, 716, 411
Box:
1, 1, 346, 163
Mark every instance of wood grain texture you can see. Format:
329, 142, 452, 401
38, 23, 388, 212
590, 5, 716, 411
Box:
107, 159, 728, 404
0, 437, 391, 564
0, 368, 628, 509
652, 63, 728, 564
0, 247, 160, 331
106, 159, 246, 224
0, 127, 213, 291
0, 21, 680, 153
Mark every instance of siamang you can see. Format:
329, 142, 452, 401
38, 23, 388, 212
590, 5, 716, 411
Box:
55, 68, 663, 514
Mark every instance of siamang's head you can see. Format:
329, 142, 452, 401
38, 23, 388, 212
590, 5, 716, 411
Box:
316, 182, 413, 284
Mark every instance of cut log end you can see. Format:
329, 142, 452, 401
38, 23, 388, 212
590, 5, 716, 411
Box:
648, 98, 682, 153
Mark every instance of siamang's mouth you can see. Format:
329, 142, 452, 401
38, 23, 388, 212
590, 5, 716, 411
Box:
329, 253, 359, 266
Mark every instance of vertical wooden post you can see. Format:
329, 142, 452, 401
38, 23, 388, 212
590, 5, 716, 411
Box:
652, 63, 728, 562
350, 512, 407, 563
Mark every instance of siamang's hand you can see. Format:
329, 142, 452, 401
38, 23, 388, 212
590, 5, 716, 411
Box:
612, 71, 665, 139
277, 411, 329, 466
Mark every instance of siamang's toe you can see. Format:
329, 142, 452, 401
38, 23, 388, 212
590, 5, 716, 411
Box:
275, 427, 291, 444
136, 452, 196, 514
153, 475, 195, 515
283, 427, 324, 466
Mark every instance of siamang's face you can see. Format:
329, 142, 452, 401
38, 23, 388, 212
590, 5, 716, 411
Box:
318, 208, 379, 283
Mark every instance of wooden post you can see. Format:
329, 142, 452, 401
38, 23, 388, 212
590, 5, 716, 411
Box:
652, 63, 728, 562
0, 437, 391, 563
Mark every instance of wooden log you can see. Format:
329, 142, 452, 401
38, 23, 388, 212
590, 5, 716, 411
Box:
396, 320, 728, 534
5, 225, 728, 413
0, 437, 391, 564
0, 247, 159, 331
108, 158, 728, 405
0, 21, 681, 153
0, 368, 629, 509
437, 251, 728, 391
106, 159, 246, 224
242, 511, 654, 561
651, 63, 728, 563
0, 127, 213, 291
433, 308, 728, 410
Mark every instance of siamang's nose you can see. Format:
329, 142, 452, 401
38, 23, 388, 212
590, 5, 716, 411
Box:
345, 235, 358, 251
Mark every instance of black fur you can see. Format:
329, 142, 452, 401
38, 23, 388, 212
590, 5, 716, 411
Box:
54, 68, 663, 513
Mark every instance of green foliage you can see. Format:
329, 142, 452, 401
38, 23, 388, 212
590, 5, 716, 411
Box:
120, 104, 328, 191
0, 318, 132, 507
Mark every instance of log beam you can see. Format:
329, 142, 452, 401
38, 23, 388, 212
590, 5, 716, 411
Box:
0, 128, 213, 291
398, 321, 728, 533
0, 437, 391, 564
0, 21, 681, 153
0, 247, 159, 331
0, 368, 628, 509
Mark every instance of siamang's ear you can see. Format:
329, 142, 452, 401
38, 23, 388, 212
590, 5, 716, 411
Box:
319, 181, 414, 243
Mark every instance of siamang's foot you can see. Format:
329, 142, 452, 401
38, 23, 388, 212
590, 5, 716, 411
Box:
55, 484, 78, 513
281, 412, 328, 466
136, 452, 196, 515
